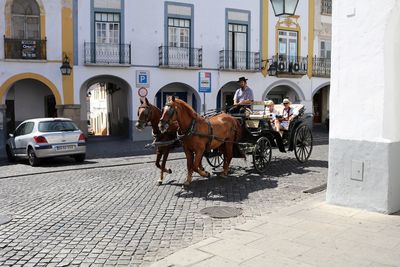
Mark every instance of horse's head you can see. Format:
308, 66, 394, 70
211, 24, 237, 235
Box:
136, 97, 152, 131
159, 96, 178, 133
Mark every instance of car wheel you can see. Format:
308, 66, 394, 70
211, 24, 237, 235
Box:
6, 146, 15, 163
28, 147, 40, 167
73, 154, 86, 163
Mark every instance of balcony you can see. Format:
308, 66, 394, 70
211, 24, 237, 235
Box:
271, 55, 308, 76
159, 46, 202, 69
219, 50, 261, 72
312, 57, 331, 77
84, 42, 131, 65
321, 0, 332, 15
4, 37, 47, 60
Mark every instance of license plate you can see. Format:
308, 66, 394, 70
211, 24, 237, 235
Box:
55, 145, 76, 151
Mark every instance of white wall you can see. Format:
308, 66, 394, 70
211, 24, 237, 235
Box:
6, 79, 53, 122
327, 0, 400, 213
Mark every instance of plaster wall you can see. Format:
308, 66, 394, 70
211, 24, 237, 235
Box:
6, 79, 53, 123
327, 0, 400, 213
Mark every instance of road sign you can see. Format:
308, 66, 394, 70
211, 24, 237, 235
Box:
199, 72, 211, 93
136, 70, 150, 88
138, 87, 148, 97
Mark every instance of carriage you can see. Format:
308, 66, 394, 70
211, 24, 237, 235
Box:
204, 101, 313, 173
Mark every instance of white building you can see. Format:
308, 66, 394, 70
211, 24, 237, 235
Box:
327, 0, 400, 213
0, 0, 331, 147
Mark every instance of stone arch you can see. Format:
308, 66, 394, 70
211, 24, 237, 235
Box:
155, 82, 201, 112
312, 81, 330, 97
0, 73, 61, 105
262, 79, 305, 101
79, 75, 132, 137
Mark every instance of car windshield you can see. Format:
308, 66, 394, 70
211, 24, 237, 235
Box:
38, 120, 79, 132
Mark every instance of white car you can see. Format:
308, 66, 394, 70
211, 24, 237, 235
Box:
5, 118, 86, 166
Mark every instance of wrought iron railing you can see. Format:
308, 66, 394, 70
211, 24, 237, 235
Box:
4, 37, 47, 60
321, 0, 332, 15
219, 50, 261, 71
312, 57, 331, 77
159, 46, 202, 68
84, 42, 131, 65
271, 55, 308, 75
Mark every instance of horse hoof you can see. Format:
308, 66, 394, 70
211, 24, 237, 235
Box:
157, 180, 163, 186
168, 169, 172, 174
206, 172, 211, 178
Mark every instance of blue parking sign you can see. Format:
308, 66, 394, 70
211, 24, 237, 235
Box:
136, 70, 150, 88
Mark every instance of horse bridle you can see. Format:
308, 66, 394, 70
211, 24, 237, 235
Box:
137, 104, 152, 125
160, 103, 176, 127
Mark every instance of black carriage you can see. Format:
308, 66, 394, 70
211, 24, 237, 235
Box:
205, 101, 313, 172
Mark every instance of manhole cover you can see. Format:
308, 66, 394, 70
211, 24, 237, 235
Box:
0, 215, 11, 225
200, 206, 243, 218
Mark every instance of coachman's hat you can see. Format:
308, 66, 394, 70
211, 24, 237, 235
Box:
237, 76, 248, 82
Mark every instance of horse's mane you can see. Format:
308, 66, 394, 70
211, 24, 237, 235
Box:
174, 99, 198, 119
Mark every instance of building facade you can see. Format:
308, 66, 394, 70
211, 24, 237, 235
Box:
0, 0, 331, 148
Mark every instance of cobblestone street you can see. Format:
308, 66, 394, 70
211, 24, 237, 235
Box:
0, 130, 328, 266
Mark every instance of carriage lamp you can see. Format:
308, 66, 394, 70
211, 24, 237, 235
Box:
270, 0, 299, 16
60, 54, 72, 76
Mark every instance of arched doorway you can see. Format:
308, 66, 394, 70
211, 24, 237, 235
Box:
216, 81, 238, 111
155, 82, 201, 112
312, 84, 330, 124
264, 85, 302, 104
4, 78, 56, 134
80, 76, 131, 138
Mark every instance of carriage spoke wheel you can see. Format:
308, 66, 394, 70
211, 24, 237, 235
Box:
294, 125, 313, 163
206, 149, 224, 168
252, 137, 272, 173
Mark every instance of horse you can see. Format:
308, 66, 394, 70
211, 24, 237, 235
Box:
136, 97, 179, 185
159, 96, 242, 187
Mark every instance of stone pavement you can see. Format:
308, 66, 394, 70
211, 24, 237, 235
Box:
152, 193, 400, 267
0, 143, 328, 266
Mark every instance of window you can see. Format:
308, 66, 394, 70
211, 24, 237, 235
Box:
320, 40, 331, 59
321, 0, 332, 15
95, 12, 120, 44
38, 121, 78, 133
168, 18, 190, 48
11, 0, 40, 39
228, 23, 248, 69
278, 30, 298, 60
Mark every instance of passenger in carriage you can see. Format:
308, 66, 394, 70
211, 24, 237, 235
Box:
265, 100, 279, 130
229, 76, 254, 114
276, 98, 296, 136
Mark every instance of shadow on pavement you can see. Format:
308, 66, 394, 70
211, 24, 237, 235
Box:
171, 159, 328, 202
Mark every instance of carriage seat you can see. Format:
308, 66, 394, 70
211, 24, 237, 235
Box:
246, 103, 304, 120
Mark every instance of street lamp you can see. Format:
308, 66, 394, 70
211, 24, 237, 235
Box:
270, 0, 299, 16
268, 61, 278, 76
60, 54, 72, 76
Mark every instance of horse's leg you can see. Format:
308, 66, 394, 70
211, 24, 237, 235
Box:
194, 149, 210, 178
164, 147, 172, 174
222, 143, 234, 176
155, 149, 162, 169
158, 149, 171, 185
183, 147, 194, 187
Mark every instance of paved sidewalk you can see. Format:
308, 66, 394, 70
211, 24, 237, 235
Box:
151, 193, 400, 267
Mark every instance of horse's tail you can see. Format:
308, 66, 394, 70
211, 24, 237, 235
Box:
233, 118, 243, 142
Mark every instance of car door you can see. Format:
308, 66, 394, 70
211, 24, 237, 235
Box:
13, 123, 26, 156
18, 122, 35, 156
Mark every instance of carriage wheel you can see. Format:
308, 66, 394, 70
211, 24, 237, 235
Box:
252, 137, 272, 173
206, 149, 224, 168
294, 125, 313, 163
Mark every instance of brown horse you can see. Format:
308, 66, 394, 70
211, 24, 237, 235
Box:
159, 96, 242, 186
136, 97, 178, 185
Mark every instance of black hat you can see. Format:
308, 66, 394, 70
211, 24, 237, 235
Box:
238, 77, 248, 82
